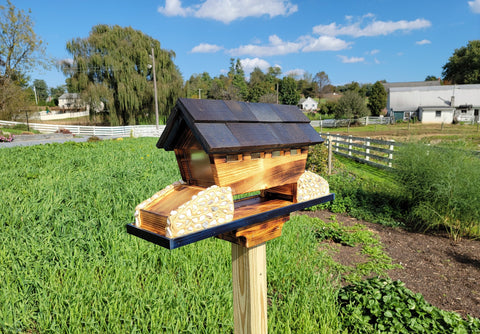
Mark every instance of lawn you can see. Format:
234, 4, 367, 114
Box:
0, 138, 340, 333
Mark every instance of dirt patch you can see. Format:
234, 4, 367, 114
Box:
303, 211, 480, 320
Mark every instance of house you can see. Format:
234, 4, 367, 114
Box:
298, 97, 318, 111
387, 84, 480, 124
58, 93, 85, 109
130, 98, 331, 243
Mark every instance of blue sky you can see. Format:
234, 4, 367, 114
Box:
12, 0, 480, 89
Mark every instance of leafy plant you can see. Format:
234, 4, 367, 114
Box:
339, 277, 480, 333
306, 143, 330, 175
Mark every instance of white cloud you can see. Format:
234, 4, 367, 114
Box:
370, 49, 380, 55
229, 34, 350, 57
374, 58, 380, 64
190, 43, 223, 53
158, 0, 193, 17
416, 39, 431, 45
313, 15, 431, 37
239, 58, 272, 75
469, 0, 480, 13
229, 35, 303, 56
285, 68, 306, 78
301, 35, 351, 52
158, 0, 298, 24
338, 55, 365, 63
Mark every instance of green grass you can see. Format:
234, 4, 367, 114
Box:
0, 138, 340, 333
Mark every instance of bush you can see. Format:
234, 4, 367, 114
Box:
395, 143, 480, 240
306, 143, 330, 175
339, 277, 480, 333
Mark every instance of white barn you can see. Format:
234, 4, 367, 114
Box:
387, 84, 480, 124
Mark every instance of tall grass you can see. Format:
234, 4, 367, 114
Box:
0, 138, 339, 333
395, 143, 480, 240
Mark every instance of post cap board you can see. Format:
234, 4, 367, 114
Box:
157, 98, 324, 154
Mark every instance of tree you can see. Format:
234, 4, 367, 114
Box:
62, 25, 183, 125
335, 90, 369, 119
367, 81, 387, 116
279, 76, 300, 105
0, 0, 47, 85
442, 40, 480, 84
0, 78, 29, 120
425, 75, 439, 81
50, 85, 66, 106
313, 71, 330, 97
32, 79, 48, 103
229, 58, 248, 101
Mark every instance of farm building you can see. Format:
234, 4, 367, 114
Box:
386, 84, 480, 124
298, 97, 318, 111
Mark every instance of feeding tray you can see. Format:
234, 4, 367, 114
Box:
127, 191, 334, 249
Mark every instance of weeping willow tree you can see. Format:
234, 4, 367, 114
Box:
62, 25, 183, 125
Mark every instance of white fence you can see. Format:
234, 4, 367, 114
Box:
0, 120, 165, 138
311, 116, 393, 128
321, 132, 398, 169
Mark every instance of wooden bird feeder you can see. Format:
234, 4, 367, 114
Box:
126, 98, 334, 333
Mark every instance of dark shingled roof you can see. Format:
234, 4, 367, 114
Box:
157, 98, 323, 154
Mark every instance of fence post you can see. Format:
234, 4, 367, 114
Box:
328, 134, 332, 175
335, 134, 339, 152
365, 137, 370, 161
320, 120, 322, 133
365, 116, 369, 126
348, 135, 353, 156
388, 140, 395, 168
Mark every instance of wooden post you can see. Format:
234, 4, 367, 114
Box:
328, 135, 332, 175
232, 243, 267, 334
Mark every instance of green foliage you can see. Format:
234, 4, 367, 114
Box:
279, 76, 300, 105
425, 75, 439, 81
0, 139, 340, 333
318, 100, 338, 115
311, 217, 400, 283
442, 40, 480, 84
367, 81, 387, 116
395, 143, 480, 240
32, 78, 48, 102
339, 277, 480, 333
335, 90, 369, 119
63, 25, 183, 125
229, 58, 248, 101
306, 143, 330, 175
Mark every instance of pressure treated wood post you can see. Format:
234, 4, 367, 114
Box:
232, 243, 267, 334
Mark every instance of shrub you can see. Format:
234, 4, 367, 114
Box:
306, 143, 330, 175
395, 143, 480, 240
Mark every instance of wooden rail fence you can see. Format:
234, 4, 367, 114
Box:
320, 133, 398, 170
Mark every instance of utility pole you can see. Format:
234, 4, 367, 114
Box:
198, 89, 202, 99
151, 48, 159, 130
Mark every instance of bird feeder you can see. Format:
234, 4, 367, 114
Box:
126, 98, 334, 333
